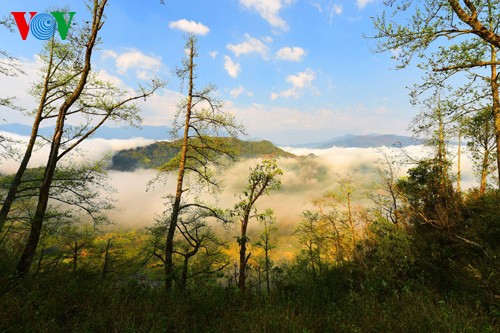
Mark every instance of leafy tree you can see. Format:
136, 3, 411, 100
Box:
373, 0, 500, 186
370, 148, 404, 224
145, 208, 228, 290
464, 107, 498, 193
159, 34, 243, 290
13, 0, 164, 277
0, 20, 23, 168
294, 210, 327, 278
61, 224, 97, 273
174, 212, 228, 291
254, 209, 277, 295
232, 159, 282, 293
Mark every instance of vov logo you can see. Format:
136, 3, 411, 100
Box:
11, 12, 76, 41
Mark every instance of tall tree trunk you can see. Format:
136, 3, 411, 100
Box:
0, 41, 56, 232
238, 215, 250, 293
491, 49, 500, 188
480, 151, 490, 195
16, 114, 67, 276
14, 0, 106, 277
489, 5, 500, 188
165, 38, 195, 290
437, 103, 447, 191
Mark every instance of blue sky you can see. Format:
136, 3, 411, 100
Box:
0, 0, 422, 144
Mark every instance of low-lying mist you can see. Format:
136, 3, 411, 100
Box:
0, 133, 478, 241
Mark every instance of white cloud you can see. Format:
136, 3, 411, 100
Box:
168, 19, 210, 35
272, 68, 316, 100
276, 47, 306, 61
262, 36, 274, 43
333, 4, 343, 14
357, 0, 375, 9
227, 33, 270, 58
287, 69, 316, 89
209, 51, 219, 59
102, 49, 162, 78
240, 0, 293, 30
310, 1, 343, 24
101, 50, 118, 60
229, 86, 253, 98
224, 56, 241, 78
230, 86, 245, 98
137, 88, 183, 126
96, 69, 125, 88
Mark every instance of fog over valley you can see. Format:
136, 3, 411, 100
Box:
0, 132, 478, 237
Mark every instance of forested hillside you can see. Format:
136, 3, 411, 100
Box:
111, 138, 295, 171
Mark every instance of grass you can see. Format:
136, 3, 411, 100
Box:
0, 270, 497, 333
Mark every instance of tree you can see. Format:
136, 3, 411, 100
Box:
61, 224, 96, 273
294, 210, 327, 278
411, 92, 453, 193
14, 0, 164, 277
159, 34, 243, 290
373, 0, 500, 187
370, 148, 404, 225
0, 20, 23, 170
232, 159, 282, 293
146, 208, 228, 290
464, 107, 498, 193
254, 209, 277, 295
174, 212, 228, 291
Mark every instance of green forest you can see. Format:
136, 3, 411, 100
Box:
0, 0, 499, 332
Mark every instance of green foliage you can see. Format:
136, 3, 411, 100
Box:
397, 159, 462, 228
111, 138, 294, 171
0, 188, 497, 332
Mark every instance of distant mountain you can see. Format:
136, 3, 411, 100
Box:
111, 138, 295, 171
0, 123, 171, 140
1, 124, 422, 148
295, 134, 423, 149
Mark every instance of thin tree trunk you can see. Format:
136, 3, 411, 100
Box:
480, 95, 492, 196
488, 3, 500, 188
265, 244, 270, 294
165, 38, 195, 291
73, 240, 78, 273
437, 103, 447, 191
238, 215, 250, 293
102, 238, 112, 279
52, 249, 63, 272
347, 191, 355, 251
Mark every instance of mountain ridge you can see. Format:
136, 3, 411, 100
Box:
291, 134, 423, 149
1, 123, 421, 148
110, 138, 295, 171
